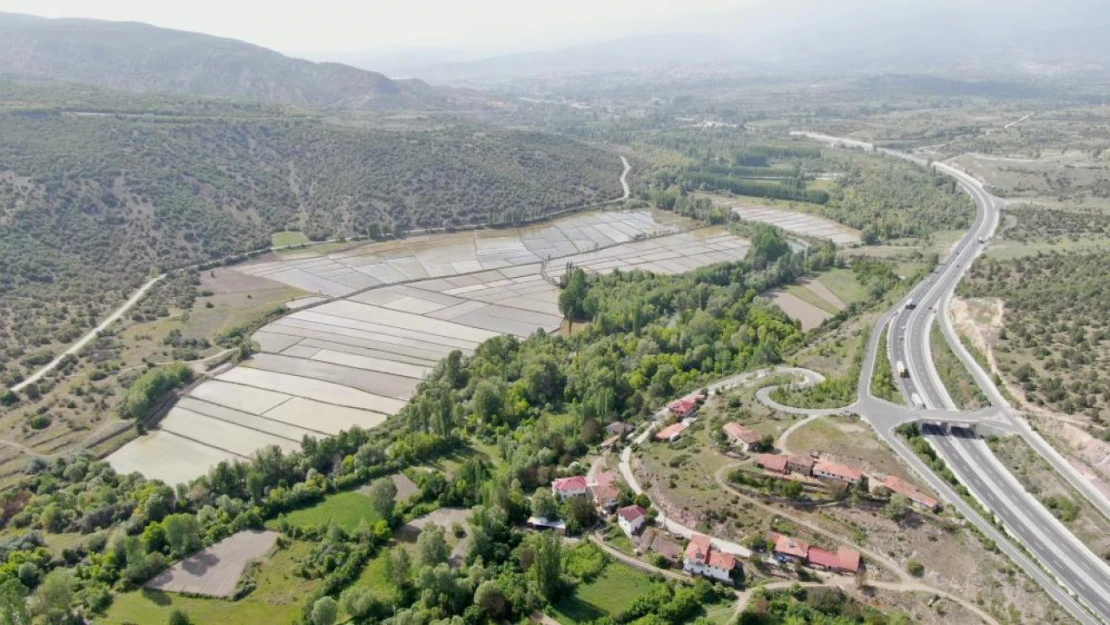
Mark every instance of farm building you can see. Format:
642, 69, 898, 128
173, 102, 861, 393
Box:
807, 547, 863, 575
771, 533, 809, 564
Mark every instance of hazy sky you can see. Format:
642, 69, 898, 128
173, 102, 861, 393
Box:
0, 0, 757, 56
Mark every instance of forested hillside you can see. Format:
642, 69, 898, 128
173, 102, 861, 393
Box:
0, 12, 481, 111
0, 86, 623, 382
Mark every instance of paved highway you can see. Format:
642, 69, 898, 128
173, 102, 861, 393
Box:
891, 161, 1110, 622
798, 132, 1110, 624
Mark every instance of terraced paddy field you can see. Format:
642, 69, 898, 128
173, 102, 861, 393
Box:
109, 209, 753, 484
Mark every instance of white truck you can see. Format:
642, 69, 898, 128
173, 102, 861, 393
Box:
896, 360, 907, 378
911, 393, 925, 409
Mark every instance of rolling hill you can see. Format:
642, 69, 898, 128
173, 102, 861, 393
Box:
0, 11, 469, 109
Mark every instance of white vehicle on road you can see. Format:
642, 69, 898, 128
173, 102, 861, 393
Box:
910, 392, 925, 409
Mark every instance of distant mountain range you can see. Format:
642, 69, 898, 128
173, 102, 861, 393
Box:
0, 12, 484, 109
354, 0, 1110, 85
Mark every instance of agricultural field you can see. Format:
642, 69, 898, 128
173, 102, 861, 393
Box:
145, 530, 280, 598
101, 539, 319, 625
108, 208, 756, 484
268, 491, 382, 532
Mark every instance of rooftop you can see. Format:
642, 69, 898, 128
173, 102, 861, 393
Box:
757, 454, 789, 473
723, 422, 762, 444
655, 422, 689, 440
552, 475, 588, 492
814, 460, 865, 481
771, 532, 809, 559
618, 505, 646, 522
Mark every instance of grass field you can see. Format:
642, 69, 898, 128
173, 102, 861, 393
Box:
551, 563, 657, 625
271, 231, 311, 247
268, 491, 382, 532
352, 549, 402, 604
815, 268, 865, 305
101, 540, 317, 625
785, 283, 839, 315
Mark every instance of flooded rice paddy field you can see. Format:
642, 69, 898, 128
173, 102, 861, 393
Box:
109, 209, 757, 484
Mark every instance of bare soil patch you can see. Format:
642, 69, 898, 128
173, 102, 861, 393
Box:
770, 290, 832, 331
145, 530, 279, 598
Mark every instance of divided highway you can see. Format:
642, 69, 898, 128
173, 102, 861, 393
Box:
799, 132, 1110, 625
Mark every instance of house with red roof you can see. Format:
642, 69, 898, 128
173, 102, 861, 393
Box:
813, 460, 866, 485
807, 546, 863, 574
655, 421, 689, 442
551, 475, 588, 499
757, 453, 789, 475
722, 422, 763, 451
771, 532, 862, 574
617, 505, 647, 536
683, 534, 738, 582
667, 390, 707, 419
771, 533, 809, 563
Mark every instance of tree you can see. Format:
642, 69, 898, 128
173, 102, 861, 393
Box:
474, 580, 507, 619
0, 578, 30, 625
311, 596, 338, 625
168, 609, 192, 625
471, 380, 504, 424
383, 547, 412, 590
416, 523, 450, 567
531, 488, 557, 520
32, 569, 73, 625
366, 477, 398, 520
340, 586, 381, 620
885, 494, 910, 523
163, 513, 202, 557
558, 267, 590, 322
523, 531, 563, 600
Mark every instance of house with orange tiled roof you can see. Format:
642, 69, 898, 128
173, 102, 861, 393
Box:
770, 532, 809, 563
722, 422, 763, 451
655, 421, 689, 442
683, 534, 739, 582
757, 453, 789, 475
813, 460, 866, 485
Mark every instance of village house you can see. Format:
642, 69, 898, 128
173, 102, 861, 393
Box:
813, 460, 866, 485
757, 453, 789, 475
870, 475, 940, 512
551, 475, 588, 499
722, 422, 763, 451
667, 389, 707, 419
683, 534, 738, 582
617, 505, 647, 536
655, 421, 689, 442
590, 483, 621, 512
771, 533, 809, 564
807, 546, 863, 575
771, 533, 862, 574
786, 454, 815, 476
